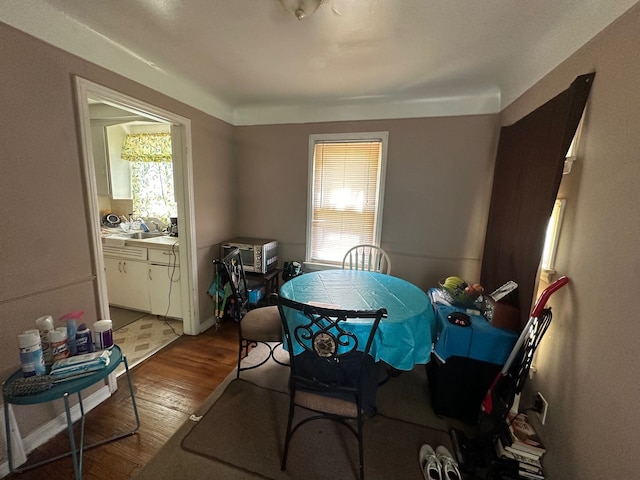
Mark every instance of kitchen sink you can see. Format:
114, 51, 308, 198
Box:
125, 232, 166, 239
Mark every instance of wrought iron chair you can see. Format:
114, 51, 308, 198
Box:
213, 248, 286, 378
342, 244, 391, 274
277, 296, 387, 480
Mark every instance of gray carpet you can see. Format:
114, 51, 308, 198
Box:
181, 378, 451, 480
134, 343, 473, 480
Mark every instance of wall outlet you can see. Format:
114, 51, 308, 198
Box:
534, 392, 549, 425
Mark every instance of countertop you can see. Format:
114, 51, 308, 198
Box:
101, 230, 179, 250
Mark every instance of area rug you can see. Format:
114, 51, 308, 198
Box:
133, 344, 472, 480
113, 317, 183, 377
180, 378, 452, 480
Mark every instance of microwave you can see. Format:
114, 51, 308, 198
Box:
221, 237, 278, 274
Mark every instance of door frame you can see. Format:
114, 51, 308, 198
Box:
74, 76, 199, 336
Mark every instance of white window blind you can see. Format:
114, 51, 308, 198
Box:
307, 133, 387, 265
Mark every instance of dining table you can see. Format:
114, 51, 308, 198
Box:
278, 269, 434, 371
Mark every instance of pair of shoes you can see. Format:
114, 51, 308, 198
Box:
419, 444, 442, 480
436, 446, 462, 480
419, 444, 462, 480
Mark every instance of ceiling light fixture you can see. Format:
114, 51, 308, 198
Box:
278, 0, 324, 20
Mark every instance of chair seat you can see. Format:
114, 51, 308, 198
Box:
242, 305, 282, 342
295, 390, 358, 417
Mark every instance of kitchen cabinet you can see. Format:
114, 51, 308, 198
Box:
104, 256, 151, 312
103, 243, 182, 320
148, 264, 182, 318
148, 247, 181, 318
91, 124, 110, 196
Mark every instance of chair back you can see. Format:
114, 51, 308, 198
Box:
342, 244, 391, 274
214, 247, 249, 321
277, 296, 387, 414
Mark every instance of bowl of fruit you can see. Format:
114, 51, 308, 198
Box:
438, 276, 484, 308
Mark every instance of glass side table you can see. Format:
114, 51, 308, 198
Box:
2, 345, 140, 480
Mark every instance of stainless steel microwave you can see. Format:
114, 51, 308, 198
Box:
221, 237, 278, 274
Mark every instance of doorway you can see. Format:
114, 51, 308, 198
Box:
74, 77, 199, 339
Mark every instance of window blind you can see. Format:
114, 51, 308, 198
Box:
309, 140, 383, 264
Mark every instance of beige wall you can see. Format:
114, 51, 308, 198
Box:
0, 23, 234, 434
504, 4, 640, 479
234, 115, 500, 290
3, 2, 639, 477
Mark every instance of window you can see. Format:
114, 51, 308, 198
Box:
306, 132, 388, 266
541, 198, 566, 273
121, 132, 177, 224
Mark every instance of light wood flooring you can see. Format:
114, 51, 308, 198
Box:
4, 320, 239, 480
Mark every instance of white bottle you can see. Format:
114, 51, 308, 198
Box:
35, 315, 55, 366
18, 330, 46, 377
49, 327, 70, 361
93, 319, 114, 350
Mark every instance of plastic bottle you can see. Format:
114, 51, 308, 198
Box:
35, 315, 55, 366
75, 323, 94, 354
93, 319, 114, 350
18, 330, 46, 377
59, 311, 83, 356
49, 327, 70, 361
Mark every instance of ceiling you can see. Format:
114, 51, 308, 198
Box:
1, 0, 638, 125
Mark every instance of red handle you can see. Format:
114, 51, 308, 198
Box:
530, 276, 569, 318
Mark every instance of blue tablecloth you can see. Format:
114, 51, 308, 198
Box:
429, 289, 518, 365
279, 270, 434, 370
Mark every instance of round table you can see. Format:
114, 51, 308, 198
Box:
2, 345, 139, 479
279, 269, 434, 370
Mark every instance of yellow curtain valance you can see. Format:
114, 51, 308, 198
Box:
121, 133, 172, 162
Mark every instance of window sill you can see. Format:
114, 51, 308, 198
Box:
302, 262, 341, 272
540, 269, 556, 283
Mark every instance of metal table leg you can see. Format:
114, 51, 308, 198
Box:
4, 351, 140, 478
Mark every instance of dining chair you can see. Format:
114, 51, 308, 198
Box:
214, 248, 286, 378
277, 296, 387, 480
342, 244, 391, 274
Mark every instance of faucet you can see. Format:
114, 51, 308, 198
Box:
151, 220, 162, 232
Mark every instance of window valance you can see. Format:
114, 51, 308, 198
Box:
121, 133, 172, 162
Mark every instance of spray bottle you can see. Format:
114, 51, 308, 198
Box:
59, 311, 83, 356
35, 315, 55, 366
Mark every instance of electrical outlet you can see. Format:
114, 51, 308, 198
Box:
534, 392, 549, 425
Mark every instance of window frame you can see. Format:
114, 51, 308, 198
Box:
541, 198, 567, 277
305, 132, 389, 268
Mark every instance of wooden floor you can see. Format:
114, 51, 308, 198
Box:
5, 320, 239, 480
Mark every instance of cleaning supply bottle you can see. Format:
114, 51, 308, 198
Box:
59, 311, 83, 356
75, 323, 93, 354
93, 319, 114, 350
35, 315, 55, 366
18, 330, 46, 377
49, 327, 70, 361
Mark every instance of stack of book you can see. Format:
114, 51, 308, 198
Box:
492, 412, 546, 480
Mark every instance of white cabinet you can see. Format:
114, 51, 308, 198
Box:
91, 125, 110, 196
105, 124, 132, 199
148, 247, 182, 319
104, 256, 151, 312
103, 244, 182, 320
148, 264, 182, 319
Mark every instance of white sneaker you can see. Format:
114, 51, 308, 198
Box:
435, 446, 462, 480
419, 444, 442, 480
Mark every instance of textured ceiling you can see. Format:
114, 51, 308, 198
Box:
1, 0, 637, 124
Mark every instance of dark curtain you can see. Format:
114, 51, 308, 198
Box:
480, 73, 595, 325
